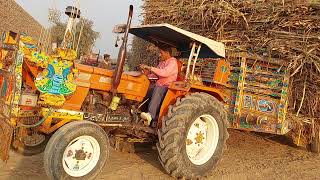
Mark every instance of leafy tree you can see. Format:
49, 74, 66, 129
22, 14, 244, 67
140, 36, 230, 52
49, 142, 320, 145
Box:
127, 37, 159, 70
74, 18, 100, 56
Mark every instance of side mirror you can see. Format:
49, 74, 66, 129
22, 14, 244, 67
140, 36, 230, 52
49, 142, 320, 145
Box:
114, 36, 120, 47
112, 24, 127, 34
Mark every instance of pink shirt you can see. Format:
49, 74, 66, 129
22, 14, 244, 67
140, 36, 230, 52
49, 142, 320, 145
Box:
149, 57, 178, 87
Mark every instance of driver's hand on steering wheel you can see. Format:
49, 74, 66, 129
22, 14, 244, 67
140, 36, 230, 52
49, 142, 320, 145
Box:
140, 64, 151, 70
140, 64, 152, 75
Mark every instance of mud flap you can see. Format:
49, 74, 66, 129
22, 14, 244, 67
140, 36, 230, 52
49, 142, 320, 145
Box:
0, 119, 14, 162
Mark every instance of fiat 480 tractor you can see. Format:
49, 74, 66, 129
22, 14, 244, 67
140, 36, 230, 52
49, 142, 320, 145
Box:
0, 5, 305, 180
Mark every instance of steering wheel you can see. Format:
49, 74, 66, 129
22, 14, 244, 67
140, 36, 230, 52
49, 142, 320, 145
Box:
141, 68, 148, 76
140, 67, 159, 81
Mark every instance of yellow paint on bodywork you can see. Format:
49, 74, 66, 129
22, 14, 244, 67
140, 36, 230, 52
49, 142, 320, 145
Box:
41, 108, 84, 120
39, 108, 84, 134
38, 94, 65, 107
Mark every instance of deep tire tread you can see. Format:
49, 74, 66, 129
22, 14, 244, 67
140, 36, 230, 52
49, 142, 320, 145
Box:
157, 92, 229, 179
44, 121, 109, 180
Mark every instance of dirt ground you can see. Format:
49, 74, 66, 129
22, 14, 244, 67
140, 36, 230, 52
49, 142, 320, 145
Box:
0, 129, 319, 180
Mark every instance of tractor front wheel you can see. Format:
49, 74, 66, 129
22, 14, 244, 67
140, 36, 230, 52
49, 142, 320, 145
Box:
44, 121, 109, 180
157, 93, 229, 179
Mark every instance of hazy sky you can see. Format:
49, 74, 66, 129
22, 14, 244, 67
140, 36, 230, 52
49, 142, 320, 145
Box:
15, 0, 143, 58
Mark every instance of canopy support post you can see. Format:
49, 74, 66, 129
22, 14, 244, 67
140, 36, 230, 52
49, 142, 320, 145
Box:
191, 44, 201, 77
185, 42, 201, 81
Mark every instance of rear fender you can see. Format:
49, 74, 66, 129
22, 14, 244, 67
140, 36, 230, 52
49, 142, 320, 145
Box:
158, 81, 229, 128
190, 84, 228, 102
158, 82, 189, 128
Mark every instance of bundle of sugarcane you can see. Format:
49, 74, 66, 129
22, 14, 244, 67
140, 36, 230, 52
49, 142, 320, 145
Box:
141, 0, 320, 119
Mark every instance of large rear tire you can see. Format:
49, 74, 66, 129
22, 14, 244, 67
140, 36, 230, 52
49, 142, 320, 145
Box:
44, 121, 109, 180
157, 92, 229, 179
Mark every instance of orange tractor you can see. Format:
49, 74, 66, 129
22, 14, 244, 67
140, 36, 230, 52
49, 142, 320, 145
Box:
0, 5, 228, 179
1, 5, 314, 180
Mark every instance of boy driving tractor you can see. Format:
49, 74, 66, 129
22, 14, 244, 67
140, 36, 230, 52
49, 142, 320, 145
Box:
140, 46, 179, 127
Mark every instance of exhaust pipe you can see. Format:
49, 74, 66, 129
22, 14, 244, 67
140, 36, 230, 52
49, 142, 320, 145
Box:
111, 5, 133, 95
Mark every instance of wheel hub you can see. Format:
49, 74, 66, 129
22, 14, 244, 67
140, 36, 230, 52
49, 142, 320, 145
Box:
195, 132, 205, 144
62, 136, 100, 177
75, 149, 87, 160
186, 114, 219, 166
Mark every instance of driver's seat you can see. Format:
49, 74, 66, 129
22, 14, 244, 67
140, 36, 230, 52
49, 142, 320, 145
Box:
176, 59, 184, 81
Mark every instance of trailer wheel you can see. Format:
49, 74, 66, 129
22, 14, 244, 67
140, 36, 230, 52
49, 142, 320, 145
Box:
44, 121, 109, 180
311, 127, 320, 154
157, 93, 229, 179
12, 132, 49, 156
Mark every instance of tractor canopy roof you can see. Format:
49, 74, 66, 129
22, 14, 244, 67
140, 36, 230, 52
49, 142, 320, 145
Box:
129, 23, 225, 59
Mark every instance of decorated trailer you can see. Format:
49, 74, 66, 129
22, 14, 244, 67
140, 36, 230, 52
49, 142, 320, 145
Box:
0, 5, 318, 180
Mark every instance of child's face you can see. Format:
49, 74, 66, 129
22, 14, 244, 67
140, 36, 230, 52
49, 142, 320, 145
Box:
159, 49, 170, 61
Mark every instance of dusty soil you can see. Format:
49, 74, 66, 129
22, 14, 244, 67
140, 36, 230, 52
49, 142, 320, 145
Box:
0, 129, 319, 180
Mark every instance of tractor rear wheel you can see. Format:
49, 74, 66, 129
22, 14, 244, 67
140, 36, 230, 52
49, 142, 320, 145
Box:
44, 121, 109, 180
157, 92, 229, 179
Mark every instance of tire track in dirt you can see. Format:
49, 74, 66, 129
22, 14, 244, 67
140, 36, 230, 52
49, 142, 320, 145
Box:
0, 130, 319, 180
